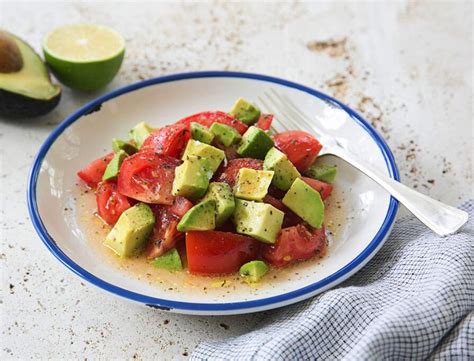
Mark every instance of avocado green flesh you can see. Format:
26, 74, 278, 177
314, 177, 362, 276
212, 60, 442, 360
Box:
112, 138, 138, 155
264, 147, 301, 191
234, 168, 274, 201
150, 248, 183, 271
177, 200, 216, 232
233, 199, 284, 244
282, 178, 325, 228
237, 126, 274, 159
240, 260, 269, 282
172, 155, 212, 200
229, 98, 261, 125
190, 122, 214, 144
305, 164, 337, 183
0, 33, 60, 100
210, 122, 241, 147
202, 182, 235, 226
129, 122, 154, 148
102, 150, 127, 181
104, 203, 155, 258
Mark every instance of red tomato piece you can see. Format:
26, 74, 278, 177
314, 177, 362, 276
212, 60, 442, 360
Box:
117, 152, 180, 205
95, 181, 131, 225
145, 197, 193, 259
213, 158, 263, 187
256, 113, 273, 131
272, 131, 322, 172
302, 177, 333, 200
169, 196, 194, 218
262, 224, 326, 267
77, 153, 114, 188
176, 111, 248, 135
263, 195, 302, 228
141, 124, 190, 158
186, 231, 260, 274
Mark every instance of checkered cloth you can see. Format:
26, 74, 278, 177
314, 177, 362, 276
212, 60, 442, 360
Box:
192, 201, 474, 360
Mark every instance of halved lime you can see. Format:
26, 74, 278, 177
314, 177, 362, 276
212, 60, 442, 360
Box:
43, 24, 125, 91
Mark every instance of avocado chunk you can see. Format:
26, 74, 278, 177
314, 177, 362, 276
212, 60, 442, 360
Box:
112, 138, 138, 155
240, 260, 269, 283
102, 150, 127, 181
237, 126, 274, 159
150, 248, 183, 271
229, 98, 261, 125
128, 121, 154, 148
210, 122, 242, 147
305, 164, 337, 183
0, 31, 60, 118
172, 155, 212, 200
182, 139, 225, 174
190, 122, 214, 144
234, 168, 274, 201
282, 178, 324, 228
263, 147, 301, 191
104, 203, 155, 257
233, 199, 284, 244
202, 182, 235, 226
177, 199, 216, 232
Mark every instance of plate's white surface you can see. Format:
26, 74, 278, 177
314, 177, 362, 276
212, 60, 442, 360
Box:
31, 74, 398, 315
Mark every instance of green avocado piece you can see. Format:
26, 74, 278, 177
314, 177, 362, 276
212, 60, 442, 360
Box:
229, 98, 261, 125
237, 126, 274, 159
0, 31, 61, 118
210, 122, 242, 147
172, 155, 212, 200
305, 164, 337, 183
190, 122, 214, 144
202, 182, 235, 226
240, 260, 269, 283
263, 147, 301, 191
282, 178, 324, 228
182, 139, 225, 174
102, 150, 127, 181
112, 138, 138, 155
233, 199, 284, 244
177, 199, 216, 232
150, 248, 183, 271
128, 121, 154, 148
234, 168, 274, 201
104, 203, 155, 257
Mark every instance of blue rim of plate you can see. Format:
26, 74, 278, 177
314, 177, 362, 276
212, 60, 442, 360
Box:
27, 71, 399, 312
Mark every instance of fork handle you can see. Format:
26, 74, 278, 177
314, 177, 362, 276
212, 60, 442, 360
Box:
330, 148, 469, 236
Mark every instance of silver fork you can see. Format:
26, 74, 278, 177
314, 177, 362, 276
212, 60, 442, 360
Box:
257, 89, 468, 236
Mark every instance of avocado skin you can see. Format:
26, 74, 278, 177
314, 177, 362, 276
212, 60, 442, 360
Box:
0, 32, 61, 118
0, 86, 61, 118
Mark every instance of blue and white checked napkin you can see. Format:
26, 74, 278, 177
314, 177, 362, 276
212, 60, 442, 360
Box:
193, 200, 473, 360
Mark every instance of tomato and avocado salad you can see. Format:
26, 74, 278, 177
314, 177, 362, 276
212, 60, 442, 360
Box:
77, 98, 337, 283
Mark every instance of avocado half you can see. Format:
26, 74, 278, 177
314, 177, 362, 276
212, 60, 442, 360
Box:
0, 31, 61, 118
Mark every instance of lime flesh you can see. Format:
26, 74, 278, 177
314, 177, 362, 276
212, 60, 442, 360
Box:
43, 24, 125, 91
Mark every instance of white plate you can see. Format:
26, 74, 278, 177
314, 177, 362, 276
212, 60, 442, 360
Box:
28, 72, 399, 315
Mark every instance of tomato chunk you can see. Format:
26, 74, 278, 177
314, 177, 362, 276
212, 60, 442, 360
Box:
141, 124, 190, 158
117, 152, 180, 205
77, 153, 114, 188
272, 131, 322, 172
213, 158, 263, 187
176, 111, 248, 135
262, 224, 326, 267
95, 181, 131, 225
144, 198, 191, 259
256, 114, 273, 131
302, 177, 333, 200
186, 231, 260, 274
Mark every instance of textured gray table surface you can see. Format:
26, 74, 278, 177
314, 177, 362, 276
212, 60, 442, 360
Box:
1, 1, 472, 359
